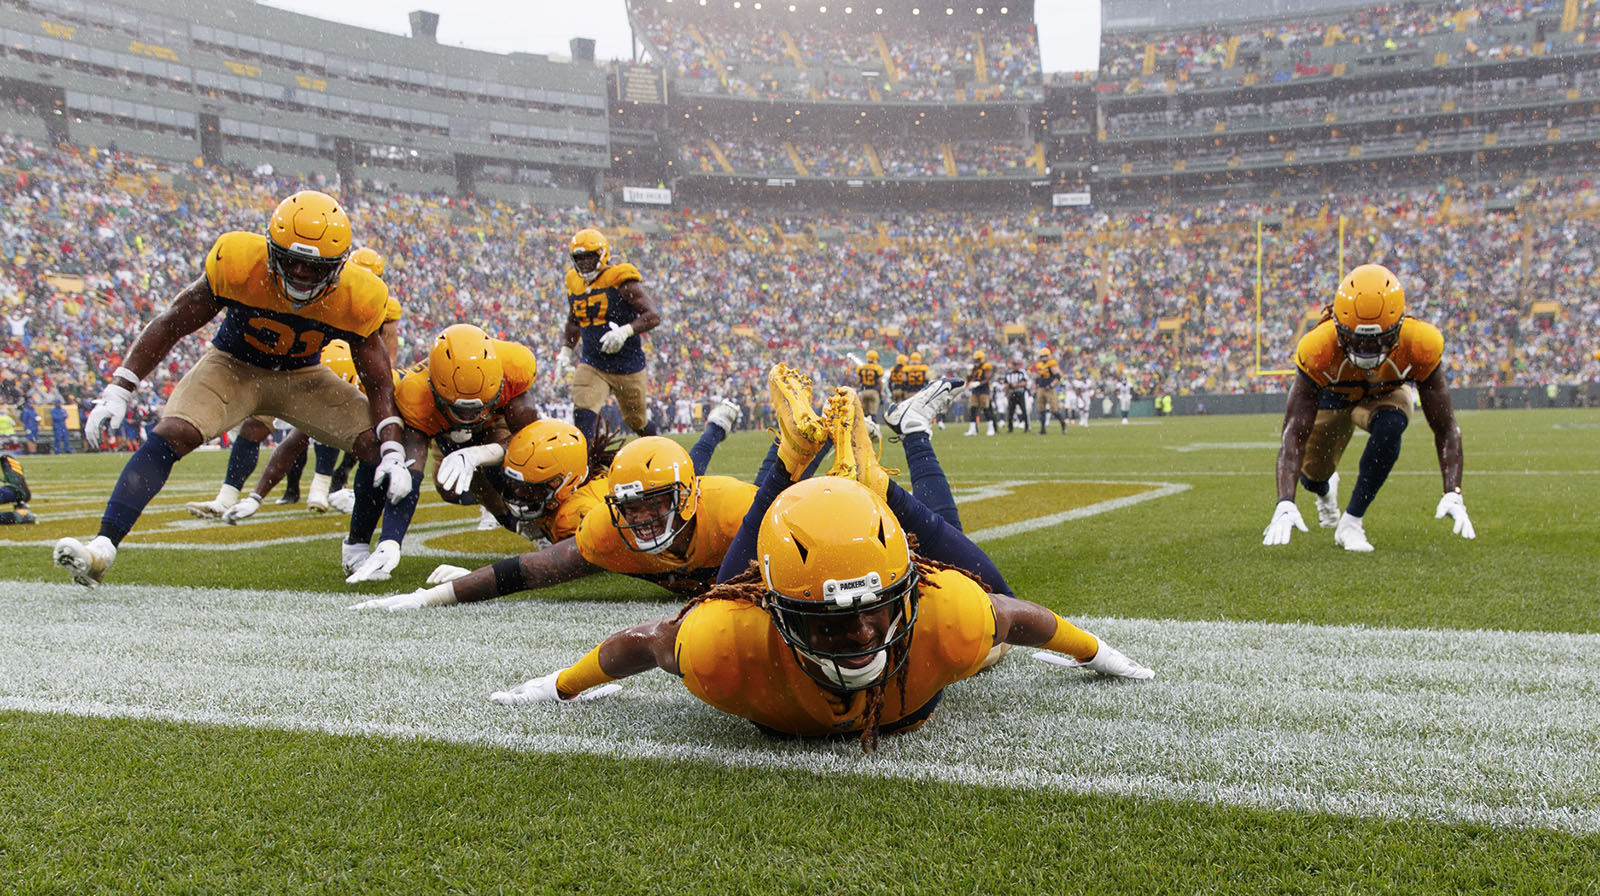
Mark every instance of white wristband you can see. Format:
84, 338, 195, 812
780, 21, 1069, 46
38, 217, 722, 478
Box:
380, 439, 404, 459
112, 366, 142, 388
374, 416, 403, 437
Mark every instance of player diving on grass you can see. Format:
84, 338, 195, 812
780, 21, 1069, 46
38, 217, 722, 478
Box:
54, 190, 413, 588
1262, 263, 1474, 552
488, 365, 1153, 750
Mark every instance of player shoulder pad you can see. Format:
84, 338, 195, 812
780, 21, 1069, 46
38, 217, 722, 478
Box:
917, 568, 998, 678
593, 263, 642, 291
383, 295, 402, 323
492, 339, 538, 398
1294, 320, 1342, 379
204, 231, 269, 296
1399, 318, 1444, 379
394, 367, 438, 429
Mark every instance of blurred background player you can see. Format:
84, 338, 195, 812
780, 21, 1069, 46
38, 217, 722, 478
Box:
1001, 354, 1032, 433
1073, 375, 1094, 427
887, 353, 910, 403
1117, 378, 1134, 424
903, 351, 930, 397
1263, 263, 1474, 552
964, 350, 996, 436
54, 190, 410, 588
0, 454, 36, 524
855, 349, 884, 420
1033, 349, 1066, 434
556, 228, 662, 442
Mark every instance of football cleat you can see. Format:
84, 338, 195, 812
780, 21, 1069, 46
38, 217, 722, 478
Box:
54, 535, 116, 588
0, 504, 37, 524
341, 540, 372, 575
186, 484, 239, 520
706, 399, 740, 435
327, 488, 356, 514
823, 387, 895, 499
1334, 513, 1375, 552
884, 376, 965, 437
767, 364, 828, 480
1, 456, 31, 503
1314, 472, 1341, 529
274, 488, 301, 505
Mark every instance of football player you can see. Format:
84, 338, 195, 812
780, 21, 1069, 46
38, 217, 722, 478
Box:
338, 324, 542, 582
555, 228, 662, 442
1263, 263, 1473, 552
55, 190, 410, 588
185, 245, 400, 518
0, 454, 37, 524
904, 351, 930, 394
1116, 378, 1134, 424
855, 349, 885, 419
1033, 349, 1066, 433
489, 371, 1152, 748
887, 353, 910, 402
963, 350, 996, 436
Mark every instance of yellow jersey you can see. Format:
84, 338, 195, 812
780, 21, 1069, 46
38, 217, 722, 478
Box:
394, 338, 539, 439
1295, 318, 1443, 409
575, 475, 756, 594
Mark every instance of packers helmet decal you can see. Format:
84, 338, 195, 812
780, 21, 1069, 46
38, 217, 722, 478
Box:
757, 476, 919, 693
266, 190, 351, 307
429, 324, 503, 426
605, 436, 698, 554
1333, 264, 1406, 369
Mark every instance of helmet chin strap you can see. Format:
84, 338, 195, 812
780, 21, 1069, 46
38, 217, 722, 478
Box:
1349, 352, 1385, 370
580, 268, 602, 284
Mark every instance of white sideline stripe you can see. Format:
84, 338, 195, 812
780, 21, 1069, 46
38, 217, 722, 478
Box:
3, 582, 1598, 834
0, 518, 495, 557
967, 483, 1190, 542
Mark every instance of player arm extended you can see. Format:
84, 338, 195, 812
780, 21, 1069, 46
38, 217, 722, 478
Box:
352, 334, 403, 445
113, 276, 225, 387
1415, 367, 1464, 493
537, 591, 1130, 701
1272, 372, 1322, 502
349, 537, 603, 610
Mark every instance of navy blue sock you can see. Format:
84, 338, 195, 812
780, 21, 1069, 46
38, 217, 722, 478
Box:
378, 471, 424, 544
717, 470, 792, 584
346, 462, 385, 545
573, 407, 599, 443
313, 442, 340, 477
753, 442, 783, 489
1347, 410, 1408, 518
885, 482, 1013, 596
99, 433, 183, 545
1299, 473, 1331, 497
688, 422, 726, 476
0, 486, 18, 504
900, 431, 960, 531
331, 453, 356, 492
223, 436, 261, 490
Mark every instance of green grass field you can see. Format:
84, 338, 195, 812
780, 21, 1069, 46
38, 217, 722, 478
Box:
2, 408, 1598, 894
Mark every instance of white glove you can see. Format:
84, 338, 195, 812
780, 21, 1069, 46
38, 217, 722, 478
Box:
598, 322, 634, 354
222, 495, 261, 524
347, 581, 456, 611
372, 440, 413, 504
489, 670, 622, 705
426, 563, 472, 585
1434, 491, 1476, 539
327, 488, 355, 514
436, 443, 505, 496
345, 538, 400, 583
84, 381, 135, 449
1261, 499, 1307, 546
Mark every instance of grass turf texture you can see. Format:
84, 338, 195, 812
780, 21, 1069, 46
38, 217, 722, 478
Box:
1, 407, 1597, 892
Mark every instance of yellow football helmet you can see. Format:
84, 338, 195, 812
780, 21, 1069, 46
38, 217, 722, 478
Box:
605, 436, 698, 554
895, 354, 908, 366
909, 352, 923, 364
972, 350, 986, 363
428, 324, 503, 426
349, 246, 385, 278
570, 228, 610, 284
502, 420, 589, 521
865, 350, 879, 363
1332, 264, 1406, 369
1038, 347, 1052, 360
757, 476, 919, 692
321, 339, 358, 386
266, 190, 351, 307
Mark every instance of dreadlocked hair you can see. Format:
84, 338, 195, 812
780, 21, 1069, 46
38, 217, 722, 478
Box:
1318, 302, 1336, 325
587, 420, 625, 480
672, 560, 763, 623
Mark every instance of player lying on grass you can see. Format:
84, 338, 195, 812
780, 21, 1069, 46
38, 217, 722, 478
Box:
348, 401, 746, 608
489, 368, 1152, 750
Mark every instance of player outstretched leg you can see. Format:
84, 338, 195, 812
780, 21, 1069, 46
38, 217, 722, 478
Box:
1334, 409, 1407, 553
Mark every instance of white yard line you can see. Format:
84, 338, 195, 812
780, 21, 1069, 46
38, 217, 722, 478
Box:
2, 582, 1597, 834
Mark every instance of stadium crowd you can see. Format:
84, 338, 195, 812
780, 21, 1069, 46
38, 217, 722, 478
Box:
2, 133, 1598, 448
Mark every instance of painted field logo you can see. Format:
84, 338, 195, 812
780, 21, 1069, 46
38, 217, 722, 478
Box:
952, 480, 1189, 543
